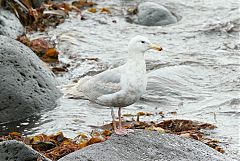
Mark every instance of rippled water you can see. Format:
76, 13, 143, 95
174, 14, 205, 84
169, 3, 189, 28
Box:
1, 0, 240, 158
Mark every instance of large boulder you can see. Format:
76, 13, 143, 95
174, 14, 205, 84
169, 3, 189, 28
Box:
0, 35, 61, 123
59, 130, 235, 161
0, 140, 51, 161
0, 9, 24, 39
137, 2, 177, 26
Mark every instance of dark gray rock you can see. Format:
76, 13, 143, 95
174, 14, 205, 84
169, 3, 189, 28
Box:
0, 9, 24, 39
0, 140, 51, 161
0, 35, 61, 123
137, 2, 177, 26
59, 130, 235, 161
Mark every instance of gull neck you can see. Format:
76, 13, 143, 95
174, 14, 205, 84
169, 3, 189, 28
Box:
127, 48, 145, 62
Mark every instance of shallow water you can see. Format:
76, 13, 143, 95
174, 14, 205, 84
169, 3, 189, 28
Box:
1, 0, 240, 158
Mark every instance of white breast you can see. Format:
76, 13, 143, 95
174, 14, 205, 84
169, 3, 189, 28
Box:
121, 59, 147, 96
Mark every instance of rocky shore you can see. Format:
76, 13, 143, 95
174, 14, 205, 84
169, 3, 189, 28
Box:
0, 0, 239, 160
0, 130, 237, 161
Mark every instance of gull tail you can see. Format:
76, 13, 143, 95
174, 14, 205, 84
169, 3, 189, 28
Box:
60, 76, 91, 99
61, 83, 85, 99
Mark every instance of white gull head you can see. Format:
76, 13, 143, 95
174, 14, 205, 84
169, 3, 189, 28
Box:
128, 35, 162, 53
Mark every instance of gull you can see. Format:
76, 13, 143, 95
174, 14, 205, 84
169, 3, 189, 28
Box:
62, 35, 162, 135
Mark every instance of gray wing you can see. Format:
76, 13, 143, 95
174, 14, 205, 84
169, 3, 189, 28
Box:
81, 68, 122, 101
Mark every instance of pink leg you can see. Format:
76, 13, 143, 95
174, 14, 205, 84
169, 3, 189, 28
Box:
114, 107, 134, 135
111, 107, 117, 131
118, 107, 122, 129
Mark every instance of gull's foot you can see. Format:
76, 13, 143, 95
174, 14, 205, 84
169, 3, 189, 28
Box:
115, 128, 134, 135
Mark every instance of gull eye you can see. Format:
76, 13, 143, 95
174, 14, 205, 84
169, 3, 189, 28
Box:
141, 41, 145, 44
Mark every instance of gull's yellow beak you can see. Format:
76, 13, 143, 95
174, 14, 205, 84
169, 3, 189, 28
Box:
149, 44, 163, 51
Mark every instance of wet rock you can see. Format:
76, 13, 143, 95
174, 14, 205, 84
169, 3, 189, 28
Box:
0, 35, 61, 123
0, 140, 51, 161
0, 9, 24, 39
59, 130, 234, 161
137, 2, 177, 26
